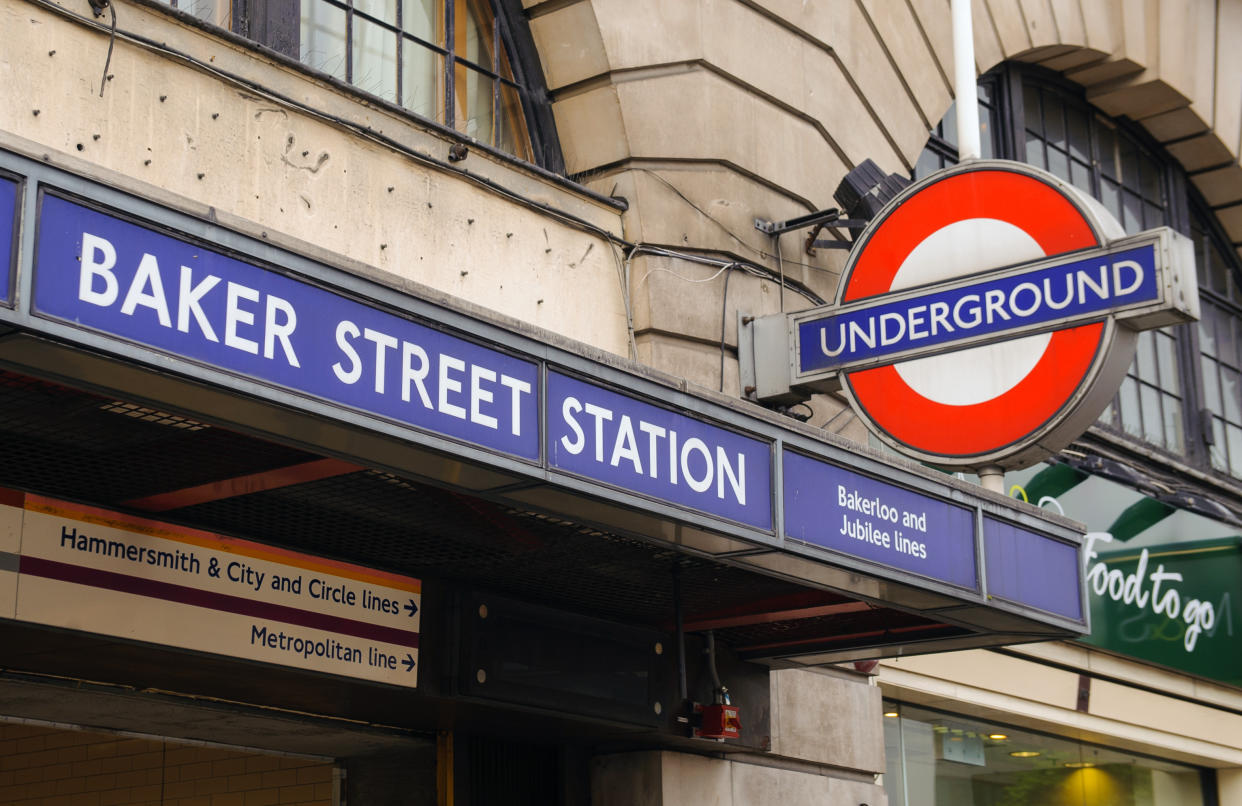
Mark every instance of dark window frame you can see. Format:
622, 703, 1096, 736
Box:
916, 62, 1242, 483
222, 0, 562, 171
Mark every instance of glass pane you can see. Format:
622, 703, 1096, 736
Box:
1047, 147, 1069, 183
1097, 122, 1118, 178
941, 102, 958, 148
915, 149, 941, 179
1202, 355, 1221, 412
1156, 330, 1178, 385
460, 0, 496, 71
1141, 152, 1162, 200
1122, 189, 1142, 234
978, 101, 995, 159
1135, 330, 1157, 382
1199, 302, 1219, 358
1100, 178, 1121, 222
402, 0, 437, 41
1067, 106, 1091, 161
1229, 424, 1242, 476
1070, 159, 1092, 194
1023, 85, 1041, 136
300, 0, 348, 82
158, 0, 231, 25
1119, 376, 1142, 437
1222, 313, 1241, 369
1223, 367, 1241, 422
455, 63, 494, 142
497, 82, 533, 161
1211, 417, 1228, 471
1119, 136, 1140, 189
1044, 93, 1065, 148
1209, 239, 1231, 297
1164, 395, 1184, 453
1140, 384, 1164, 445
353, 17, 398, 103
355, 0, 396, 24
1099, 397, 1116, 426
1025, 132, 1045, 169
402, 41, 443, 121
1144, 200, 1165, 229
882, 702, 1206, 806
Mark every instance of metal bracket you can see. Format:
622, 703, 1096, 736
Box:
753, 208, 841, 237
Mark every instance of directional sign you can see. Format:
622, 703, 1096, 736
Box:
2, 489, 421, 687
750, 161, 1198, 471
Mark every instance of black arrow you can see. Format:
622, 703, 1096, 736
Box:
402, 653, 416, 672
404, 599, 419, 617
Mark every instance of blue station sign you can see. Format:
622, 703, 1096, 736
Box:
797, 240, 1164, 376
784, 451, 977, 589
0, 161, 1090, 640
34, 194, 541, 461
548, 371, 773, 530
0, 175, 17, 306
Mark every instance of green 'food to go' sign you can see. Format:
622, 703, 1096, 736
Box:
1080, 535, 1239, 687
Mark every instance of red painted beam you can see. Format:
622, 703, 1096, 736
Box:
123, 458, 365, 512
682, 601, 873, 632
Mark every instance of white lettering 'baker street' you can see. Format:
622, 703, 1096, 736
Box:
78, 231, 301, 368
331, 320, 532, 435
557, 396, 746, 505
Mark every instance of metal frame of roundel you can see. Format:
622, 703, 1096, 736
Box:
835, 160, 1146, 472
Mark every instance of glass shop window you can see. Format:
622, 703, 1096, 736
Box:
882, 701, 1206, 806
154, 0, 540, 163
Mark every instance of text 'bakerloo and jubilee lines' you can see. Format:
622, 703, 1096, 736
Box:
837, 485, 929, 559
782, 452, 978, 589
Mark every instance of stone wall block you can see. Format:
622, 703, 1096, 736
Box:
860, 0, 952, 126
1017, 0, 1060, 50
769, 669, 885, 773
1215, 0, 1242, 157
529, 2, 612, 90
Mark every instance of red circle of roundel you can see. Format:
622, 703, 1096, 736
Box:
841, 169, 1104, 458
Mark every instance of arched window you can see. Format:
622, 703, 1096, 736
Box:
917, 64, 1242, 480
154, 0, 560, 169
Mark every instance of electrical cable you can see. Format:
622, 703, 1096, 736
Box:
719, 263, 735, 392
636, 167, 832, 274
38, 0, 831, 354
31, 0, 626, 249
97, 1, 116, 98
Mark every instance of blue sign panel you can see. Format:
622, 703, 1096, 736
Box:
0, 176, 17, 306
798, 244, 1160, 374
547, 371, 772, 530
33, 195, 540, 460
983, 517, 1082, 620
783, 451, 978, 589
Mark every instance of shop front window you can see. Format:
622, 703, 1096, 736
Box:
153, 0, 550, 166
882, 702, 1206, 806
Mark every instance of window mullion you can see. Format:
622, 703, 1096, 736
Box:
444, 0, 456, 130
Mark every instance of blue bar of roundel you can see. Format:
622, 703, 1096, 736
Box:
0, 177, 16, 305
783, 451, 978, 589
33, 195, 540, 460
798, 243, 1160, 373
547, 372, 773, 530
983, 517, 1082, 620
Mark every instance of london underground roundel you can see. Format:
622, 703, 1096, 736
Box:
793, 160, 1197, 472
